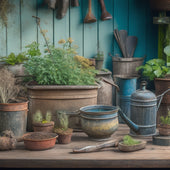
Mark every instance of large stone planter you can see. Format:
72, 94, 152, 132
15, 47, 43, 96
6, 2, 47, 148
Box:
26, 85, 98, 131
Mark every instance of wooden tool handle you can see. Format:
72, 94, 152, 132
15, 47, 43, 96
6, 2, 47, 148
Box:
73, 137, 123, 153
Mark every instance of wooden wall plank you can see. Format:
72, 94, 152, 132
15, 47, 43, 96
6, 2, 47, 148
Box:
7, 0, 21, 55
83, 0, 98, 59
0, 25, 7, 57
129, 0, 146, 58
69, 0, 83, 56
21, 0, 37, 51
113, 0, 129, 57
98, 0, 114, 71
53, 2, 69, 48
37, 0, 54, 53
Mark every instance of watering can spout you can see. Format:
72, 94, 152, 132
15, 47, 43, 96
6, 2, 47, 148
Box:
118, 108, 140, 133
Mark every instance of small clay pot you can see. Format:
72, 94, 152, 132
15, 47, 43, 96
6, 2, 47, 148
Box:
158, 124, 170, 136
95, 59, 104, 70
33, 121, 55, 133
89, 58, 96, 67
23, 132, 58, 151
55, 128, 73, 144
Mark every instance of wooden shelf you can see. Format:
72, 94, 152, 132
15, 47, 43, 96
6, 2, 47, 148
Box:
0, 124, 170, 168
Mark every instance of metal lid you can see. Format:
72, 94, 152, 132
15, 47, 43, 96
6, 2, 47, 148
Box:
131, 81, 157, 102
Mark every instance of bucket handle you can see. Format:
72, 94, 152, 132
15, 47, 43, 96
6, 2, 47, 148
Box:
100, 77, 120, 91
157, 88, 170, 111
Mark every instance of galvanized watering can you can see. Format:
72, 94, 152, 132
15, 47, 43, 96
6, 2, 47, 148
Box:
119, 81, 170, 137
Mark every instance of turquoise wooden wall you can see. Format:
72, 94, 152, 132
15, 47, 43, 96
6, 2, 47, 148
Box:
0, 0, 158, 72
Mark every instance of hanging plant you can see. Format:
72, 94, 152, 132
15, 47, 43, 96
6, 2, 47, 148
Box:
0, 0, 11, 27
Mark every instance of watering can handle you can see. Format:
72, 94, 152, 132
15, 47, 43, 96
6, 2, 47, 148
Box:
157, 88, 170, 111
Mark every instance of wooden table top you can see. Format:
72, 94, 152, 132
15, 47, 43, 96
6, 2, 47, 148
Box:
0, 124, 170, 168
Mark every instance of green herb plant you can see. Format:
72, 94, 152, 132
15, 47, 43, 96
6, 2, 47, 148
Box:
0, 52, 27, 65
136, 59, 170, 81
160, 111, 170, 125
123, 135, 141, 146
24, 17, 98, 85
94, 51, 104, 60
33, 110, 52, 124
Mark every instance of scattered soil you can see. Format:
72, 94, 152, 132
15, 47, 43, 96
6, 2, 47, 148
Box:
24, 132, 57, 140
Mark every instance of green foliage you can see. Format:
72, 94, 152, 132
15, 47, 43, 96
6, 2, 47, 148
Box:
123, 135, 141, 146
24, 40, 98, 85
160, 111, 170, 125
0, 52, 27, 65
136, 59, 170, 81
33, 110, 52, 124
94, 51, 104, 60
55, 111, 69, 131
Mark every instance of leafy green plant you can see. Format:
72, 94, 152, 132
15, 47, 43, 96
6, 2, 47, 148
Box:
0, 52, 27, 65
160, 111, 170, 125
136, 59, 170, 81
24, 17, 98, 85
94, 51, 104, 60
123, 135, 141, 146
33, 110, 52, 124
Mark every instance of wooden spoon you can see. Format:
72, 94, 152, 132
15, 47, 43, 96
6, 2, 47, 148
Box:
84, 0, 97, 23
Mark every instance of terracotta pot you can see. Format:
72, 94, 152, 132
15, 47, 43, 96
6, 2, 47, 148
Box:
26, 85, 98, 131
150, 0, 170, 11
158, 124, 170, 136
23, 132, 58, 150
89, 58, 96, 67
56, 128, 73, 144
33, 121, 54, 133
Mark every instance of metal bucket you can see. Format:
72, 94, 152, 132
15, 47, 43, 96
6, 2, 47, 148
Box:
116, 76, 137, 123
79, 105, 119, 141
0, 101, 28, 138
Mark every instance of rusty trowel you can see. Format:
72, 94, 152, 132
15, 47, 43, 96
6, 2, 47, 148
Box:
73, 137, 123, 153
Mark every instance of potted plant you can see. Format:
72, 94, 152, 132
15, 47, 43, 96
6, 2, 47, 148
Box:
158, 111, 170, 136
32, 110, 54, 133
0, 68, 28, 138
24, 16, 99, 131
94, 51, 104, 70
0, 52, 27, 77
118, 135, 146, 152
136, 58, 170, 124
54, 111, 73, 144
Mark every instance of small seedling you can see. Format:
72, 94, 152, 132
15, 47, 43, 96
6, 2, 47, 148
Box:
123, 135, 141, 146
160, 111, 170, 125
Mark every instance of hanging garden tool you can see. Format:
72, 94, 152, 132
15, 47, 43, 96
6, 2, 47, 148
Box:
99, 0, 112, 21
44, 0, 58, 9
84, 0, 97, 23
56, 0, 70, 19
71, 0, 79, 7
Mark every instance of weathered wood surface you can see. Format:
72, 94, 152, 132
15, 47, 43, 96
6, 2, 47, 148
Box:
0, 124, 170, 168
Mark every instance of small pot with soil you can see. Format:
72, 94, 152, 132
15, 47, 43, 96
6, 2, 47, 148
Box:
32, 110, 54, 133
54, 111, 73, 144
158, 113, 170, 136
23, 132, 58, 150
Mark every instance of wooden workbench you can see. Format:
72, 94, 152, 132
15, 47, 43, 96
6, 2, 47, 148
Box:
0, 124, 170, 168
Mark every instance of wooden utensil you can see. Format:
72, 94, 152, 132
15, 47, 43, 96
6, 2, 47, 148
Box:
119, 30, 128, 58
73, 137, 123, 153
84, 0, 97, 23
126, 36, 138, 58
99, 0, 112, 21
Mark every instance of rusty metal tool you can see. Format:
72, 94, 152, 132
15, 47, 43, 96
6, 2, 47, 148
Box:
56, 0, 69, 19
84, 0, 97, 23
71, 0, 80, 7
99, 0, 112, 21
73, 136, 123, 153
